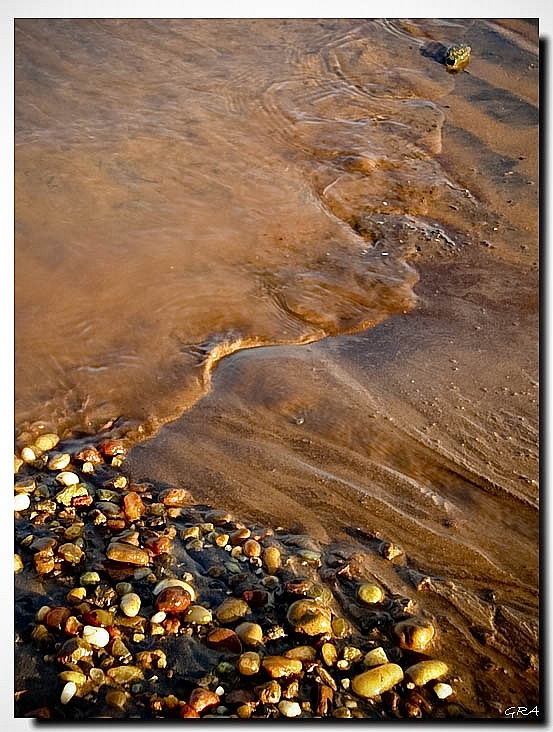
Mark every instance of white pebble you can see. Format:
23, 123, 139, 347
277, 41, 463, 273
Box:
120, 593, 141, 617
150, 611, 166, 624
56, 471, 80, 486
152, 578, 196, 601
60, 681, 77, 705
278, 701, 302, 717
48, 453, 71, 470
82, 625, 110, 648
215, 686, 225, 696
14, 494, 30, 511
21, 446, 40, 463
433, 682, 453, 699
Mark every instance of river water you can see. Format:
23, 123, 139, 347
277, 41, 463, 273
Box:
15, 18, 539, 716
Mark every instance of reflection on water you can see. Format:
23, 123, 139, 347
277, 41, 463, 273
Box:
15, 18, 539, 715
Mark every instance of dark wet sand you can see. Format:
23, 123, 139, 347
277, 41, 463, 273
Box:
15, 18, 539, 718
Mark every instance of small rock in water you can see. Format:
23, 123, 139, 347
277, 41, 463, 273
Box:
34, 433, 60, 451
123, 492, 145, 521
235, 622, 263, 647
215, 597, 251, 624
262, 546, 282, 574
48, 453, 71, 470
189, 687, 220, 713
433, 682, 453, 699
351, 663, 404, 698
262, 656, 303, 679
185, 605, 212, 624
153, 578, 196, 601
363, 647, 389, 667
156, 587, 192, 614
14, 554, 24, 573
357, 583, 384, 605
107, 542, 150, 566
237, 651, 261, 676
56, 471, 80, 486
21, 445, 40, 463
286, 599, 332, 635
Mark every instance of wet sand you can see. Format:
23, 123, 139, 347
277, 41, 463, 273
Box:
14, 18, 539, 718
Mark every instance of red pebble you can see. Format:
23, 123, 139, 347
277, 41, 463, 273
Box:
123, 491, 145, 521
179, 703, 200, 718
188, 688, 220, 713
72, 494, 93, 508
99, 440, 126, 457
242, 589, 269, 607
74, 446, 104, 464
156, 587, 191, 614
144, 535, 172, 555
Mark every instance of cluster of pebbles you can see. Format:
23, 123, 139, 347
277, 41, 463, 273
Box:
14, 430, 460, 720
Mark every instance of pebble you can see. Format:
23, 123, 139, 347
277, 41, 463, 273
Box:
59, 670, 87, 686
45, 607, 71, 629
363, 647, 389, 667
151, 611, 166, 624
14, 494, 30, 511
75, 446, 103, 464
215, 597, 251, 624
262, 656, 303, 679
284, 645, 317, 662
278, 700, 302, 717
60, 681, 77, 705
153, 578, 196, 601
56, 471, 80, 486
107, 542, 150, 566
106, 666, 144, 684
332, 617, 351, 638
351, 663, 404, 698
14, 455, 23, 473
57, 638, 94, 665
21, 446, 40, 463
262, 546, 282, 574
243, 539, 262, 558
433, 682, 453, 699
207, 628, 243, 653
156, 587, 192, 614
235, 621, 263, 647
394, 618, 435, 651
123, 492, 145, 521
57, 543, 84, 564
14, 554, 23, 573
106, 690, 129, 710
189, 688, 220, 713
100, 440, 126, 457
286, 599, 332, 635
185, 605, 212, 624
82, 625, 110, 648
80, 571, 101, 585
159, 487, 190, 506
256, 680, 282, 704
406, 660, 449, 686
237, 652, 261, 676
47, 453, 71, 470
321, 642, 338, 667
120, 592, 142, 617
357, 583, 384, 605
56, 484, 89, 506
34, 433, 60, 451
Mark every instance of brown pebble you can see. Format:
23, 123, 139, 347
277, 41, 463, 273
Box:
256, 680, 282, 704
230, 528, 251, 546
179, 703, 200, 718
242, 589, 269, 607
262, 655, 303, 679
64, 616, 83, 636
159, 488, 190, 507
237, 651, 262, 676
123, 492, 145, 521
156, 587, 192, 614
44, 607, 71, 630
262, 546, 282, 574
34, 551, 55, 574
317, 685, 334, 716
106, 542, 150, 566
162, 617, 181, 634
243, 539, 262, 558
189, 688, 220, 713
207, 628, 243, 653
75, 446, 104, 464
144, 535, 172, 555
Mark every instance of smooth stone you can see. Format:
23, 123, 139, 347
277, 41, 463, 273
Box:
120, 592, 141, 617
363, 647, 389, 667
58, 543, 84, 563
14, 493, 30, 511
116, 582, 134, 596
57, 638, 94, 665
215, 597, 251, 624
156, 587, 192, 614
59, 670, 87, 686
321, 642, 338, 667
256, 680, 281, 704
47, 452, 71, 470
80, 571, 101, 585
107, 542, 150, 566
331, 617, 351, 638
56, 471, 80, 486
189, 688, 220, 713
262, 546, 282, 574
21, 446, 40, 463
14, 554, 23, 573
286, 599, 332, 635
207, 628, 243, 653
153, 578, 196, 601
123, 492, 145, 521
351, 664, 404, 698
262, 656, 303, 678
243, 539, 262, 558
159, 487, 191, 506
278, 700, 302, 717
406, 660, 449, 686
284, 645, 317, 662
433, 682, 453, 699
357, 583, 384, 605
106, 666, 144, 684
184, 605, 212, 624
237, 652, 261, 676
82, 625, 110, 648
235, 622, 263, 647
60, 682, 77, 705
34, 433, 60, 451
56, 484, 89, 506
394, 618, 435, 652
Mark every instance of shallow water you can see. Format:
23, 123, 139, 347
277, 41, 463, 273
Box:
15, 18, 539, 716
